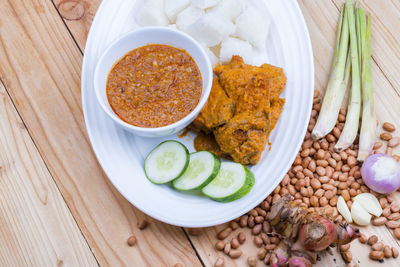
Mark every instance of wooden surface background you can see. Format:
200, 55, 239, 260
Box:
0, 0, 399, 266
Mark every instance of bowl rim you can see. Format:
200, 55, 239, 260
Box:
93, 26, 213, 133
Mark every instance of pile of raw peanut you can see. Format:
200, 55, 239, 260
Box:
210, 90, 400, 267
358, 233, 399, 261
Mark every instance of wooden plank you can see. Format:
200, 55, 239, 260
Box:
0, 0, 201, 266
46, 0, 400, 266
53, 0, 101, 50
0, 81, 97, 266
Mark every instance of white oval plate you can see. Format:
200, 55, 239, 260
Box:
82, 0, 314, 227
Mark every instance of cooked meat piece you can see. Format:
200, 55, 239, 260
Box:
260, 63, 287, 98
193, 132, 230, 159
192, 77, 234, 133
267, 97, 285, 137
192, 56, 286, 165
214, 112, 269, 165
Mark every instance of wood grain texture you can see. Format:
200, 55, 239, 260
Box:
53, 0, 101, 50
0, 0, 200, 266
0, 82, 97, 266
1, 0, 400, 266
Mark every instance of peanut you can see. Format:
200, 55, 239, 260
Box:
218, 227, 233, 240
384, 245, 392, 258
339, 244, 350, 252
382, 207, 391, 217
260, 233, 270, 245
229, 221, 239, 230
372, 242, 384, 251
223, 243, 231, 254
386, 220, 400, 229
252, 224, 262, 235
248, 216, 255, 228
231, 238, 240, 249
137, 219, 148, 230
264, 253, 271, 265
263, 221, 271, 233
215, 241, 225, 251
359, 233, 367, 244
369, 251, 384, 261
341, 251, 352, 263
380, 132, 392, 141
237, 232, 246, 244
239, 215, 248, 227
254, 236, 263, 248
394, 228, 400, 240
127, 235, 137, 246
383, 122, 396, 132
388, 212, 400, 221
367, 235, 378, 245
257, 247, 267, 260
247, 256, 257, 267
373, 142, 383, 150
254, 216, 264, 224
391, 203, 400, 213
372, 217, 387, 226
392, 247, 399, 258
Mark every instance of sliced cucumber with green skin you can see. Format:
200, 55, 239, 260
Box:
172, 151, 221, 191
144, 140, 189, 184
201, 162, 255, 202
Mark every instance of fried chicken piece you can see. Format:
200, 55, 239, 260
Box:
193, 132, 230, 158
268, 97, 285, 136
192, 56, 287, 165
214, 112, 270, 165
192, 77, 234, 133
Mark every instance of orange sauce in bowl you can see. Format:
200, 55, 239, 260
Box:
106, 44, 202, 128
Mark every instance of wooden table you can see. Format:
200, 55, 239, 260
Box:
1, 0, 399, 266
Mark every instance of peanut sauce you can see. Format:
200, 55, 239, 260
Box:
107, 44, 202, 128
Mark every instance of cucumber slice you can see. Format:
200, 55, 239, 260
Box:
201, 162, 255, 202
172, 151, 221, 191
144, 140, 189, 184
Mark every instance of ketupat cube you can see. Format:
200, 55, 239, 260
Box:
176, 5, 205, 31
136, 0, 169, 26
164, 0, 190, 22
219, 37, 252, 64
235, 6, 270, 49
186, 11, 235, 47
209, 0, 245, 21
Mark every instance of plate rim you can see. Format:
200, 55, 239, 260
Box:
81, 0, 315, 227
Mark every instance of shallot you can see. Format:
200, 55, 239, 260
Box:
361, 153, 400, 194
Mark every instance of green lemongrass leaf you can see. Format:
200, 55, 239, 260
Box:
312, 4, 350, 140
358, 15, 375, 161
335, 0, 361, 152
332, 4, 345, 71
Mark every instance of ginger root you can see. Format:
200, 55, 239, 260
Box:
268, 194, 360, 266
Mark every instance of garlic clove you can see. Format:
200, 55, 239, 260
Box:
353, 193, 383, 217
351, 201, 372, 226
337, 196, 352, 223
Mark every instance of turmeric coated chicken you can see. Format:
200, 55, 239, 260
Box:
192, 56, 286, 165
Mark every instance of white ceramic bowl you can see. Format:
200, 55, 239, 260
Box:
94, 27, 213, 137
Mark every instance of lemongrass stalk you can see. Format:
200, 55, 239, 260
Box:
311, 4, 349, 140
335, 0, 361, 151
358, 15, 375, 161
355, 1, 362, 67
